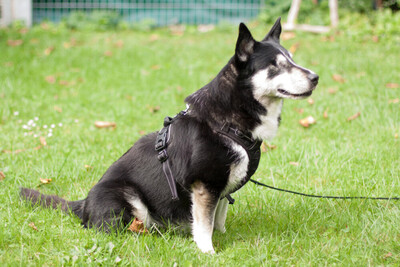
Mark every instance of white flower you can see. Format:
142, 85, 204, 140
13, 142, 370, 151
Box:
58, 123, 63, 127
51, 124, 55, 128
14, 111, 19, 116
48, 133, 53, 137
43, 125, 48, 129
34, 117, 39, 121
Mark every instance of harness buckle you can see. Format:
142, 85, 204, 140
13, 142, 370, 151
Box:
158, 150, 168, 162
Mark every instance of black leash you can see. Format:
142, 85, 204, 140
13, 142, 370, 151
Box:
249, 178, 400, 201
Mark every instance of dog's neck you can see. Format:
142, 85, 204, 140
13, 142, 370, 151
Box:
185, 58, 277, 139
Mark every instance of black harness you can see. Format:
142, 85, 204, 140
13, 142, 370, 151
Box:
155, 111, 262, 203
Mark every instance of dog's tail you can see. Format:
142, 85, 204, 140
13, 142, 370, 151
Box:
20, 187, 84, 219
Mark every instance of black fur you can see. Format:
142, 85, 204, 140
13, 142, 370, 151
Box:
20, 18, 294, 232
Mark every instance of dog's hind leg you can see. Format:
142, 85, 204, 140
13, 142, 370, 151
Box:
191, 181, 219, 254
214, 198, 229, 233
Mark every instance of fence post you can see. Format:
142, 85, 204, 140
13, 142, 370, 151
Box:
0, 0, 32, 27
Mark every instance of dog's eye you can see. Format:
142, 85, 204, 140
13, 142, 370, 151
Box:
267, 66, 280, 78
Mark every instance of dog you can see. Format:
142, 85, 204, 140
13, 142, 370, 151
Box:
20, 18, 318, 254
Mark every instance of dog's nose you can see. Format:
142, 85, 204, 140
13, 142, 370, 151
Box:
308, 73, 319, 85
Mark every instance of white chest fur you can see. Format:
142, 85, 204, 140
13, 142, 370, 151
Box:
251, 99, 283, 141
222, 142, 249, 196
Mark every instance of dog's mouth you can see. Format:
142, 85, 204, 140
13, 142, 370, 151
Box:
278, 89, 313, 98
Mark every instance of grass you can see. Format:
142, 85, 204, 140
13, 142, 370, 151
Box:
1, 21, 399, 265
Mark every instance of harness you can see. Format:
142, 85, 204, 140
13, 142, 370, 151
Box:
155, 111, 262, 203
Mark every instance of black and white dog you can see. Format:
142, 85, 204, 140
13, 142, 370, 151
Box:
21, 18, 318, 253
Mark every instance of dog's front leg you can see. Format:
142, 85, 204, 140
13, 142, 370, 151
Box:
191, 181, 219, 254
214, 197, 229, 233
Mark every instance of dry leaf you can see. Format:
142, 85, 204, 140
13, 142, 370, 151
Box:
84, 165, 93, 171
261, 142, 277, 153
289, 162, 299, 166
385, 83, 399, 89
151, 65, 160, 70
114, 40, 124, 48
332, 74, 345, 83
7, 39, 23, 46
289, 42, 300, 54
294, 108, 304, 114
281, 32, 296, 41
383, 252, 392, 259
104, 51, 113, 57
372, 36, 379, 43
28, 222, 38, 231
54, 105, 62, 113
328, 87, 338, 94
356, 72, 366, 78
4, 62, 13, 67
0, 171, 5, 181
95, 121, 117, 129
44, 46, 54, 56
2, 148, 26, 154
30, 38, 39, 44
307, 98, 314, 105
299, 116, 316, 128
347, 112, 361, 122
19, 28, 29, 34
128, 218, 148, 234
149, 34, 159, 42
388, 98, 399, 104
39, 137, 47, 146
147, 105, 160, 113
40, 178, 52, 184
169, 25, 185, 36
139, 130, 146, 136
395, 133, 398, 139
59, 80, 74, 86
197, 24, 215, 33
40, 22, 50, 30
45, 75, 56, 84
323, 108, 329, 119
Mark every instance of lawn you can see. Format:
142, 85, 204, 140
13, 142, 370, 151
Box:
0, 20, 399, 265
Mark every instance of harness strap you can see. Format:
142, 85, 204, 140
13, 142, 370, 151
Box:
155, 116, 180, 201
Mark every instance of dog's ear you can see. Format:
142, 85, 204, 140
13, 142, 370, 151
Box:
235, 23, 255, 62
262, 17, 282, 43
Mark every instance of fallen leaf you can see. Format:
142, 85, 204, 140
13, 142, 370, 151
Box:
39, 137, 47, 146
289, 162, 299, 166
139, 130, 146, 136
395, 133, 398, 139
151, 65, 160, 70
307, 98, 314, 105
95, 121, 117, 129
28, 222, 38, 231
40, 178, 52, 184
45, 75, 56, 84
321, 35, 335, 42
2, 148, 26, 154
7, 39, 23, 46
323, 108, 329, 119
347, 112, 361, 121
0, 171, 5, 181
311, 61, 319, 66
332, 74, 345, 83
281, 32, 296, 41
299, 116, 316, 128
386, 83, 399, 89
388, 98, 399, 104
169, 25, 185, 36
44, 46, 54, 56
59, 80, 73, 86
328, 87, 338, 94
104, 51, 113, 57
197, 24, 215, 33
40, 22, 50, 30
30, 38, 39, 44
356, 72, 366, 78
84, 165, 93, 171
128, 218, 148, 234
294, 108, 304, 114
147, 105, 160, 113
372, 35, 379, 43
383, 252, 392, 259
149, 34, 159, 42
289, 42, 300, 54
4, 62, 13, 67
54, 106, 62, 113
114, 40, 124, 48
261, 142, 277, 153
19, 28, 29, 34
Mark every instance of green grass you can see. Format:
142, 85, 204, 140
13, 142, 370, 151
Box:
1, 22, 399, 265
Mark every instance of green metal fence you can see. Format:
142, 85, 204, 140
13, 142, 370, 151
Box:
32, 0, 263, 25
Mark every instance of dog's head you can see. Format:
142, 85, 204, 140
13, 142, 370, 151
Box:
235, 18, 318, 100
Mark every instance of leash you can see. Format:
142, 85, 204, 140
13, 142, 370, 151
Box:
249, 178, 400, 201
